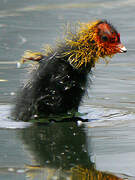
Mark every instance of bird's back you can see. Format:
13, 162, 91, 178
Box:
13, 52, 89, 121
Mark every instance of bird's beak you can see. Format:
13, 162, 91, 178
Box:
117, 43, 127, 53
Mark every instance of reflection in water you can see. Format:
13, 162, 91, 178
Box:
20, 121, 123, 180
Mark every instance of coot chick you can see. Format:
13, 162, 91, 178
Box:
13, 20, 127, 121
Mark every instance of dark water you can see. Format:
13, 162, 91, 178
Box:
0, 0, 135, 179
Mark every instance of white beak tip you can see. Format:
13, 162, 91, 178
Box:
120, 46, 127, 53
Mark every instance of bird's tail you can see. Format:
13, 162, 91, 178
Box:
20, 50, 44, 64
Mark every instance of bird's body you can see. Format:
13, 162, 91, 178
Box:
13, 20, 126, 121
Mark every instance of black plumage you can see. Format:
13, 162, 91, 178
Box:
14, 48, 89, 121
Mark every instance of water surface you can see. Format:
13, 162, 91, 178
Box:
0, 0, 135, 179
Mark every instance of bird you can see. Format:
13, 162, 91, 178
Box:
13, 19, 127, 121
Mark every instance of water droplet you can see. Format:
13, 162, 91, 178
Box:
10, 92, 15, 96
34, 114, 38, 118
60, 81, 64, 84
81, 86, 85, 90
77, 120, 83, 126
16, 62, 21, 68
64, 86, 70, 90
52, 90, 56, 94
8, 168, 14, 172
17, 169, 25, 173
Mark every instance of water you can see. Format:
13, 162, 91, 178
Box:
0, 0, 135, 179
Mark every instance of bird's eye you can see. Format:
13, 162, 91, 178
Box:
101, 35, 108, 42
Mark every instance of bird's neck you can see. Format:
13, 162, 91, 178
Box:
64, 21, 111, 70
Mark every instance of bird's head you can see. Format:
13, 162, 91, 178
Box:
93, 20, 127, 57
63, 20, 126, 69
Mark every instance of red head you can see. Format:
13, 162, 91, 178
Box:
65, 20, 127, 68
94, 20, 127, 56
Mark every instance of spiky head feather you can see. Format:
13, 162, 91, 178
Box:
20, 20, 124, 71
64, 20, 121, 69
